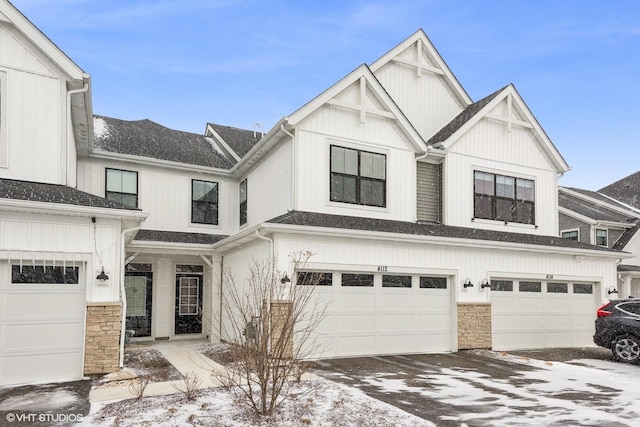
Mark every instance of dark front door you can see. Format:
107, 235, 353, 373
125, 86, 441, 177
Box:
175, 274, 203, 334
124, 268, 153, 337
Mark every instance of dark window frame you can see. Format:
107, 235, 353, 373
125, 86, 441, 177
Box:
239, 179, 248, 226
11, 265, 79, 284
191, 179, 219, 225
473, 171, 535, 225
330, 145, 386, 208
105, 168, 138, 208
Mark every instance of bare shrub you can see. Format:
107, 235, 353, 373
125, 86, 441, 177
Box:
172, 372, 201, 402
218, 251, 327, 416
128, 374, 151, 401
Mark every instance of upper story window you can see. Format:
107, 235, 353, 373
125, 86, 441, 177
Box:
330, 145, 386, 208
474, 171, 535, 224
595, 229, 608, 246
0, 71, 7, 168
106, 168, 138, 208
239, 179, 247, 226
561, 229, 579, 241
191, 179, 218, 225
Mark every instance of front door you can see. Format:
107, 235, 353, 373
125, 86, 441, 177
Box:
125, 265, 153, 337
175, 273, 203, 334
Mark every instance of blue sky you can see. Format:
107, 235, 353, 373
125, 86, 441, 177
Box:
11, 0, 640, 190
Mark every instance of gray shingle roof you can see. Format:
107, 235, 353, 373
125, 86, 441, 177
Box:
559, 190, 636, 223
208, 123, 260, 158
134, 229, 227, 245
0, 178, 139, 210
427, 86, 505, 145
267, 210, 620, 252
599, 171, 640, 209
618, 264, 640, 272
94, 115, 235, 169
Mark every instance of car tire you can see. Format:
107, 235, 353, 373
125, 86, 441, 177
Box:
612, 335, 640, 363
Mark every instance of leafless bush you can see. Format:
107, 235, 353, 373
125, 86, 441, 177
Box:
128, 374, 151, 401
172, 372, 201, 402
217, 251, 327, 416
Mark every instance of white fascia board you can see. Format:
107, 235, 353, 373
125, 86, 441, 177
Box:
2, 1, 84, 80
369, 29, 472, 107
211, 223, 266, 252
558, 206, 597, 225
89, 151, 232, 176
286, 66, 427, 153
228, 117, 288, 178
594, 220, 635, 229
205, 124, 241, 162
260, 222, 632, 260
560, 187, 640, 219
126, 240, 214, 255
0, 198, 149, 221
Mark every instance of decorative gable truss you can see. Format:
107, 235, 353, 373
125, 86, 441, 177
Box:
434, 84, 570, 173
286, 64, 427, 153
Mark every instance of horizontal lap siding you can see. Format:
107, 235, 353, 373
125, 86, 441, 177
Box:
417, 162, 442, 223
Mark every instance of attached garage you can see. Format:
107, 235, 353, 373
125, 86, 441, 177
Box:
308, 272, 453, 358
491, 279, 598, 350
0, 263, 86, 385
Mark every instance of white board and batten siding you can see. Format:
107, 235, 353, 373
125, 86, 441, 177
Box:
295, 89, 418, 223
0, 24, 69, 185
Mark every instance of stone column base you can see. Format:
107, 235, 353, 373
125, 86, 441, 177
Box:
457, 302, 492, 350
84, 302, 122, 375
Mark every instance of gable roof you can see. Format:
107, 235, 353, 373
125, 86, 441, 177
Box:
559, 187, 639, 224
599, 171, 640, 210
206, 123, 260, 159
0, 177, 139, 211
133, 229, 227, 245
427, 84, 569, 172
369, 29, 472, 108
266, 210, 622, 254
285, 64, 427, 153
93, 115, 235, 170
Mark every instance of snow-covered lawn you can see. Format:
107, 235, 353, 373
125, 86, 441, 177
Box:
82, 379, 435, 426
81, 350, 640, 426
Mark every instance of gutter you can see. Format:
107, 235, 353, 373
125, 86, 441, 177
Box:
280, 123, 296, 211
118, 224, 143, 369
66, 76, 89, 185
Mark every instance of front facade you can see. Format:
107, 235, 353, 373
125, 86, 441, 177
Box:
0, 0, 628, 386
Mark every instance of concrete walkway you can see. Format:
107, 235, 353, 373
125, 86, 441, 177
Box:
89, 340, 226, 403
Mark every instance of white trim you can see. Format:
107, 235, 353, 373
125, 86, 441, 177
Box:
0, 69, 7, 168
0, 198, 148, 221
90, 150, 231, 176
559, 186, 640, 219
560, 228, 580, 241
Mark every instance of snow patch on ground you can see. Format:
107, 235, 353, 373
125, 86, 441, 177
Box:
0, 390, 78, 411
83, 380, 435, 426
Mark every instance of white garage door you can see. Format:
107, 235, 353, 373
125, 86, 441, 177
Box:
0, 264, 86, 385
305, 272, 452, 358
492, 280, 597, 350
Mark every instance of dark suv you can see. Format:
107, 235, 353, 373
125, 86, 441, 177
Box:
594, 298, 640, 363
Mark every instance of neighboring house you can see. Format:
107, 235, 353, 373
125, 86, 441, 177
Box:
0, 0, 630, 386
559, 174, 640, 298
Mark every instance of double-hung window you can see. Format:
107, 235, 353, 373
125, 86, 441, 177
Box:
191, 179, 218, 225
474, 171, 535, 224
595, 229, 608, 246
561, 230, 579, 241
330, 145, 386, 207
106, 168, 138, 208
239, 179, 247, 226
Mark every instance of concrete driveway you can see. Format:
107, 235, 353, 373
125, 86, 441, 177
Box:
312, 348, 640, 426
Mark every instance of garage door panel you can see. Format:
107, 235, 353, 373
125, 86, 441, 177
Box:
5, 322, 84, 349
378, 293, 415, 311
378, 334, 415, 353
416, 313, 451, 332
335, 335, 377, 355
337, 293, 375, 311
4, 292, 85, 319
379, 313, 413, 331
336, 314, 376, 332
414, 293, 449, 306
415, 332, 451, 351
2, 351, 83, 385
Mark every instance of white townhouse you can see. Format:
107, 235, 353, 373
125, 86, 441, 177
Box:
0, 0, 629, 385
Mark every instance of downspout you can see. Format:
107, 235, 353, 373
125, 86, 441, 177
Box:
119, 225, 143, 369
219, 255, 224, 339
65, 77, 89, 186
255, 229, 274, 261
280, 123, 296, 212
415, 147, 431, 222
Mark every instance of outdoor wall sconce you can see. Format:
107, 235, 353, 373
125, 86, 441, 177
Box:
480, 279, 491, 289
281, 272, 291, 284
607, 286, 618, 296
96, 267, 109, 282
463, 278, 474, 288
